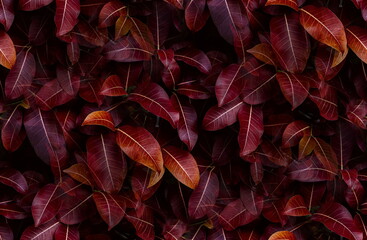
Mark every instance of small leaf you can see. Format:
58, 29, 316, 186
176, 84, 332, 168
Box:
55, 0, 80, 36
100, 75, 127, 97
283, 195, 311, 216
265, 0, 298, 11
0, 168, 28, 194
82, 111, 115, 131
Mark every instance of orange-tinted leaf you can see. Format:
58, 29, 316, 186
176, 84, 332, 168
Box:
163, 146, 200, 189
247, 43, 278, 66
269, 231, 296, 240
99, 75, 127, 97
265, 0, 298, 11
313, 137, 338, 174
0, 30, 15, 69
298, 135, 316, 159
63, 163, 96, 187
1, 106, 25, 152
115, 15, 132, 40
82, 110, 115, 131
299, 5, 347, 53
282, 120, 310, 148
116, 125, 164, 172
346, 26, 367, 64
284, 195, 311, 216
129, 17, 155, 53
98, 0, 126, 28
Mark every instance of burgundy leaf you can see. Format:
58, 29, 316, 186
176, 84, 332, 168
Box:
265, 0, 298, 11
0, 168, 28, 194
0, 0, 14, 30
176, 83, 211, 100
0, 223, 13, 240
157, 49, 181, 89
129, 82, 179, 127
347, 100, 367, 129
77, 20, 108, 47
5, 49, 35, 100
0, 203, 28, 219
163, 220, 187, 240
20, 220, 60, 240
131, 166, 161, 201
58, 192, 94, 225
315, 45, 345, 81
93, 192, 126, 230
147, 1, 172, 47
98, 0, 126, 28
240, 185, 263, 215
238, 103, 263, 157
126, 205, 155, 240
312, 202, 363, 240
63, 163, 95, 187
87, 133, 126, 193
31, 184, 61, 227
282, 120, 310, 148
1, 106, 25, 151
175, 48, 212, 74
104, 37, 153, 62
188, 168, 219, 219
55, 0, 80, 36
202, 98, 243, 131
19, 0, 53, 11
54, 224, 79, 240
309, 86, 338, 121
283, 195, 310, 216
99, 75, 127, 97
56, 65, 80, 96
185, 0, 209, 32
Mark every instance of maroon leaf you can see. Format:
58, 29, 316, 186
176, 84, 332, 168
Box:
315, 45, 345, 81
312, 202, 363, 240
188, 168, 219, 219
346, 25, 367, 64
238, 103, 263, 157
0, 168, 28, 194
309, 85, 338, 121
126, 205, 155, 240
283, 195, 311, 216
20, 220, 60, 240
265, 0, 298, 11
0, 223, 13, 240
175, 48, 212, 74
240, 185, 263, 215
54, 224, 79, 240
31, 184, 61, 227
147, 1, 172, 47
163, 220, 187, 240
218, 198, 258, 231
104, 37, 153, 62
176, 83, 211, 100
270, 13, 310, 73
99, 75, 127, 97
171, 94, 198, 150
87, 133, 126, 193
19, 0, 53, 11
1, 106, 25, 151
129, 82, 179, 127
341, 169, 365, 209
5, 49, 35, 100
131, 166, 161, 201
93, 192, 126, 230
58, 192, 94, 225
56, 65, 80, 96
185, 0, 209, 32
282, 120, 310, 148
55, 0, 80, 36
276, 72, 310, 110
0, 0, 14, 30
347, 100, 367, 129
157, 49, 181, 89
0, 203, 28, 219
202, 98, 243, 131
98, 0, 126, 28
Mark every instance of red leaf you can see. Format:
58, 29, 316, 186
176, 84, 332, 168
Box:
218, 198, 258, 231
265, 0, 298, 11
24, 108, 67, 165
87, 133, 126, 193
176, 83, 211, 100
171, 94, 198, 151
0, 223, 13, 240
282, 120, 310, 148
240, 185, 263, 215
126, 205, 155, 240
315, 45, 345, 81
82, 111, 115, 131
5, 49, 35, 100
93, 192, 126, 230
309, 86, 338, 121
0, 168, 28, 194
299, 5, 347, 53
129, 17, 155, 53
0, 203, 28, 219
347, 100, 367, 129
1, 106, 25, 151
268, 231, 296, 240
163, 146, 200, 189
188, 168, 219, 219
104, 37, 153, 62
63, 163, 95, 187
341, 169, 365, 209
163, 220, 187, 240
185, 0, 209, 32
164, 0, 183, 9
0, 0, 14, 31
77, 20, 108, 47
283, 195, 311, 216
0, 30, 16, 69
276, 72, 310, 110
54, 224, 79, 240
147, 1, 172, 47
346, 26, 367, 64
313, 137, 338, 174
116, 125, 164, 173
19, 0, 53, 11
312, 202, 363, 240
131, 166, 161, 201
238, 104, 263, 157
67, 37, 79, 65
215, 64, 247, 107
55, 0, 80, 36
99, 75, 127, 97
175, 48, 212, 74
20, 220, 60, 240
58, 192, 94, 225
98, 0, 126, 28
31, 184, 61, 227
56, 65, 80, 96
129, 82, 179, 127
270, 13, 310, 73
247, 43, 278, 66
157, 49, 181, 89
202, 98, 243, 131
262, 198, 287, 226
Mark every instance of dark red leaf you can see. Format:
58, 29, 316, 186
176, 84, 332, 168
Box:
0, 0, 14, 31
63, 163, 95, 187
58, 192, 94, 225
283, 195, 310, 216
54, 224, 79, 240
0, 168, 28, 194
309, 85, 338, 121
56, 65, 80, 96
0, 203, 28, 219
163, 220, 187, 240
126, 205, 155, 240
131, 166, 161, 201
175, 48, 212, 74
347, 100, 367, 129
55, 0, 80, 36
185, 0, 209, 32
98, 0, 126, 28
282, 120, 310, 148
20, 220, 60, 240
1, 106, 25, 151
147, 1, 172, 47
157, 49, 181, 89
0, 223, 13, 240
19, 0, 53, 11
240, 185, 263, 215
346, 26, 367, 64
315, 45, 345, 81
176, 83, 211, 100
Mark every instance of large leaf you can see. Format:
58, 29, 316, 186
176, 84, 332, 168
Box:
188, 168, 219, 219
171, 94, 198, 151
19, 0, 53, 11
93, 192, 126, 230
0, 30, 15, 69
202, 98, 243, 131
312, 202, 363, 240
126, 205, 155, 240
20, 220, 60, 240
0, 168, 28, 194
299, 5, 347, 53
215, 64, 247, 107
162, 146, 200, 189
129, 82, 179, 127
276, 72, 310, 110
185, 0, 209, 32
54, 0, 80, 36
31, 184, 61, 227
116, 125, 164, 172
218, 198, 258, 231
99, 75, 127, 97
346, 26, 367, 64
58, 192, 94, 225
1, 106, 25, 152
24, 108, 67, 165
270, 13, 310, 73
87, 133, 126, 193
5, 49, 35, 100
313, 137, 338, 174
147, 1, 172, 47
54, 224, 79, 240
129, 17, 155, 53
0, 0, 14, 30
238, 103, 263, 157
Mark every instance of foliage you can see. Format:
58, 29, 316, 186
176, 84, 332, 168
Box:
0, 0, 366, 239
